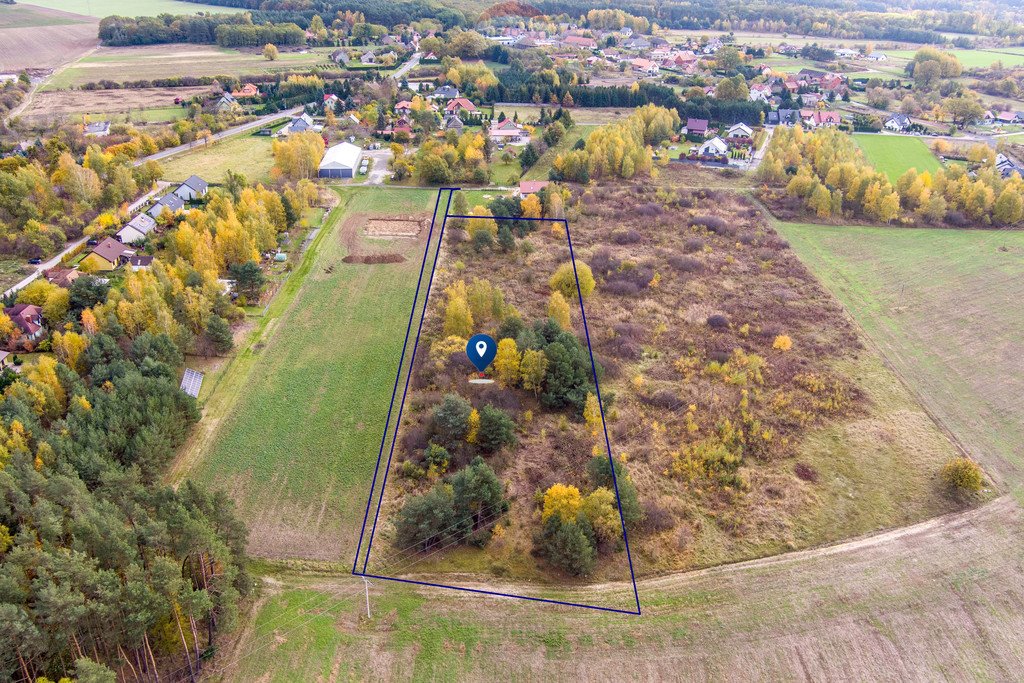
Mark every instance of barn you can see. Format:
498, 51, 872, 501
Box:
318, 142, 363, 179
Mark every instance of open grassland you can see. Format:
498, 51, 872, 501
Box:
220, 495, 1024, 681
888, 48, 1024, 69
159, 133, 276, 185
775, 223, 1024, 488
23, 0, 245, 17
493, 103, 634, 126
0, 4, 97, 71
853, 133, 941, 182
42, 44, 336, 90
0, 257, 32, 292
179, 187, 441, 561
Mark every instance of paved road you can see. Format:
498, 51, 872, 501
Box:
359, 148, 394, 185
133, 107, 302, 167
2, 183, 167, 298
391, 52, 421, 81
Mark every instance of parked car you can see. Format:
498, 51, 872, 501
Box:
28, 258, 42, 265
87, 238, 99, 246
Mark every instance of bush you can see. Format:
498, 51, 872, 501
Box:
587, 456, 643, 528
689, 215, 733, 236
477, 405, 516, 453
668, 255, 702, 273
683, 237, 704, 252
706, 314, 730, 330
394, 486, 457, 550
611, 229, 642, 245
550, 261, 595, 300
940, 457, 983, 493
424, 443, 450, 467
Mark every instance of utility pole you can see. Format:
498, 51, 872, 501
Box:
362, 577, 372, 619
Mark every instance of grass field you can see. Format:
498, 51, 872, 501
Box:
23, 0, 245, 17
522, 124, 596, 181
492, 104, 632, 126
776, 222, 1024, 489
43, 44, 336, 90
159, 133, 276, 184
179, 187, 441, 561
853, 133, 942, 182
0, 257, 31, 292
887, 48, 1024, 69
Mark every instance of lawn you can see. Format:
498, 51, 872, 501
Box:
776, 222, 1024, 490
853, 133, 941, 182
23, 0, 245, 17
0, 256, 31, 293
83, 106, 188, 124
43, 44, 336, 90
178, 187, 442, 561
159, 133, 276, 185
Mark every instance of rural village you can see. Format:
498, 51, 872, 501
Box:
1, 0, 1024, 680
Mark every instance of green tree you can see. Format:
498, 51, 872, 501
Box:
228, 260, 266, 299
394, 486, 456, 550
536, 514, 596, 576
477, 405, 516, 453
432, 393, 473, 449
205, 314, 234, 354
520, 349, 548, 395
587, 456, 644, 528
449, 456, 509, 541
263, 43, 279, 61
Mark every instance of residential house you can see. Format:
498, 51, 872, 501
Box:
623, 36, 651, 51
884, 113, 912, 132
749, 83, 772, 103
360, 51, 376, 65
802, 110, 841, 127
318, 142, 362, 178
278, 113, 321, 137
563, 35, 596, 50
146, 193, 186, 220
834, 48, 859, 59
776, 43, 800, 56
216, 93, 238, 112
429, 85, 460, 101
800, 92, 822, 108
442, 114, 464, 131
84, 121, 111, 137
82, 237, 134, 272
995, 153, 1023, 178
43, 267, 80, 289
116, 213, 157, 245
231, 83, 260, 99
323, 93, 339, 111
445, 98, 478, 116
727, 122, 753, 138
702, 38, 723, 54
698, 136, 728, 156
518, 180, 549, 197
864, 52, 888, 61
767, 109, 801, 126
631, 58, 660, 76
682, 118, 710, 137
173, 175, 209, 202
797, 69, 826, 86
3, 304, 44, 348
395, 100, 414, 115
128, 255, 154, 271
489, 118, 526, 143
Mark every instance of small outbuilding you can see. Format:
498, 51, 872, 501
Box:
318, 142, 363, 179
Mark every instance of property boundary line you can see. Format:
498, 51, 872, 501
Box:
352, 189, 642, 615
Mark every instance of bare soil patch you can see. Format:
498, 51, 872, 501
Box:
21, 86, 211, 121
364, 216, 425, 238
0, 7, 97, 71
338, 212, 425, 266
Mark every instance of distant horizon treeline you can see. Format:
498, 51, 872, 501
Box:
98, 13, 306, 47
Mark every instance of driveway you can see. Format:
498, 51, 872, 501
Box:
134, 107, 303, 167
359, 147, 394, 185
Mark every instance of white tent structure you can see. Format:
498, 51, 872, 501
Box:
318, 142, 363, 179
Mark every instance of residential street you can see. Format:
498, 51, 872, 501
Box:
390, 52, 421, 81
133, 107, 302, 167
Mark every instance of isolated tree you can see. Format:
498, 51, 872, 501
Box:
228, 260, 266, 299
549, 261, 595, 300
542, 483, 583, 522
520, 193, 541, 218
715, 45, 743, 72
448, 191, 469, 230
263, 43, 279, 61
583, 392, 602, 436
940, 457, 983, 493
537, 513, 596, 576
206, 314, 234, 355
394, 486, 456, 550
497, 225, 515, 253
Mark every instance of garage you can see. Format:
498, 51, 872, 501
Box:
318, 142, 362, 179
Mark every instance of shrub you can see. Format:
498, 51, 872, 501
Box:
683, 237, 704, 252
535, 513, 596, 576
772, 334, 793, 351
550, 261, 596, 300
706, 314, 730, 330
424, 443, 450, 467
940, 457, 983, 493
611, 229, 642, 245
689, 215, 733, 236
668, 255, 702, 273
587, 456, 643, 528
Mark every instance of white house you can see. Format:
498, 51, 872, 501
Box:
699, 136, 728, 156
884, 114, 912, 132
116, 213, 157, 245
173, 175, 209, 202
864, 52, 888, 61
727, 123, 753, 138
360, 51, 376, 65
488, 118, 527, 143
318, 142, 362, 178
278, 113, 321, 137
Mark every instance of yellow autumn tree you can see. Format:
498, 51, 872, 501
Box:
466, 205, 498, 240
547, 291, 571, 329
493, 338, 520, 387
52, 331, 89, 375
542, 483, 582, 522
272, 131, 325, 181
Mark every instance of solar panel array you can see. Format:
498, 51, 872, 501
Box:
180, 368, 204, 398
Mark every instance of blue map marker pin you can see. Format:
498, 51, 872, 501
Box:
466, 334, 497, 372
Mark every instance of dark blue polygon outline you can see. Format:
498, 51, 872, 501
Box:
352, 190, 642, 616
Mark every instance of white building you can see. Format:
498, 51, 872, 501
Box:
173, 175, 209, 202
116, 213, 157, 245
699, 136, 728, 156
727, 123, 753, 138
318, 142, 362, 178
